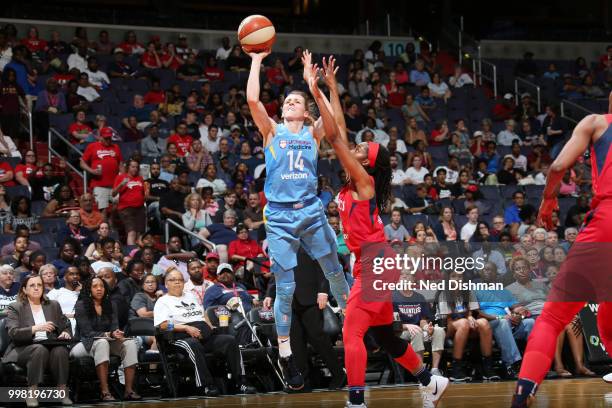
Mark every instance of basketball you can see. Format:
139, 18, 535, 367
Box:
237, 15, 276, 53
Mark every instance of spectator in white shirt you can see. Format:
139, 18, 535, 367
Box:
460, 205, 480, 242
67, 44, 88, 73
390, 155, 406, 186
428, 72, 452, 102
76, 72, 101, 102
404, 156, 429, 185
215, 37, 232, 60
385, 126, 407, 154
200, 124, 220, 154
448, 65, 474, 88
47, 265, 81, 333
196, 164, 227, 197
497, 119, 521, 146
84, 56, 110, 89
508, 142, 527, 172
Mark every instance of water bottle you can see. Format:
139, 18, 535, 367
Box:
167, 314, 174, 332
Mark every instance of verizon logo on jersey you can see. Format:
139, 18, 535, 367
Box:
280, 172, 308, 180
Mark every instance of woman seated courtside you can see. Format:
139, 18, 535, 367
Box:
71, 276, 141, 402
153, 269, 256, 396
2, 274, 73, 407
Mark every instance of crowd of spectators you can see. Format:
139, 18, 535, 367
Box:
0, 24, 602, 402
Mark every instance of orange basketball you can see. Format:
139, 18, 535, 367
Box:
238, 15, 276, 53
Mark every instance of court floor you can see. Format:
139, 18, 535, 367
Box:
72, 378, 612, 407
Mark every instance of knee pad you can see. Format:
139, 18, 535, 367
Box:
276, 281, 296, 304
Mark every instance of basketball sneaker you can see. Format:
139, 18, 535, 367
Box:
420, 374, 449, 408
279, 355, 304, 390
604, 373, 612, 383
344, 402, 367, 408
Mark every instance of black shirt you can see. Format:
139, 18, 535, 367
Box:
177, 63, 203, 77
145, 176, 169, 202
159, 188, 187, 219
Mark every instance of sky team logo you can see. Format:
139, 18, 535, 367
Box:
279, 140, 287, 149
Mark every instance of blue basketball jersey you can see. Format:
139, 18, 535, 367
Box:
264, 123, 318, 203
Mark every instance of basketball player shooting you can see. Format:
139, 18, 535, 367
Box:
511, 92, 612, 407
245, 49, 350, 391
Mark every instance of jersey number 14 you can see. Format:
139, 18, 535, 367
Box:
287, 150, 304, 171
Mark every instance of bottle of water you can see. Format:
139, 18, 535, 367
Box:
167, 314, 174, 332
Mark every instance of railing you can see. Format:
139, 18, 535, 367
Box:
48, 128, 87, 190
514, 78, 541, 112
473, 57, 498, 98
560, 99, 596, 124
164, 218, 216, 252
18, 104, 33, 148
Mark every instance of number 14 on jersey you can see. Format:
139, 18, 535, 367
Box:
287, 150, 305, 171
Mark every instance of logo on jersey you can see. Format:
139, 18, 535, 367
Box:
279, 140, 312, 150
280, 172, 308, 180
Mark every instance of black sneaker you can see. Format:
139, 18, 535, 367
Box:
204, 385, 220, 397
450, 360, 470, 382
481, 356, 500, 381
279, 355, 304, 390
237, 382, 257, 394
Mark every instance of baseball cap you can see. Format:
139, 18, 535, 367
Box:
100, 127, 113, 138
466, 184, 479, 193
230, 124, 241, 132
473, 130, 483, 137
113, 47, 124, 54
217, 263, 234, 275
521, 92, 531, 99
219, 154, 229, 161
503, 93, 513, 100
205, 252, 220, 261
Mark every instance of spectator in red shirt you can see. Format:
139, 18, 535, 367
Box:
68, 109, 93, 146
261, 90, 279, 119
266, 58, 289, 87
112, 159, 145, 245
228, 223, 266, 277
385, 71, 406, 108
20, 26, 47, 53
161, 43, 183, 71
167, 122, 193, 157
118, 30, 145, 55
143, 79, 165, 105
0, 161, 14, 186
141, 41, 162, 69
430, 120, 449, 146
492, 93, 516, 121
393, 61, 409, 85
14, 150, 39, 187
204, 56, 224, 82
203, 252, 220, 282
80, 127, 123, 210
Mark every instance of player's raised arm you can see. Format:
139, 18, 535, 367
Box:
538, 114, 596, 228
308, 75, 374, 200
246, 50, 276, 144
322, 56, 349, 145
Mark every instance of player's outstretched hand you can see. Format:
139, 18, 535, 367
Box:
246, 49, 271, 60
537, 197, 559, 230
322, 56, 339, 88
302, 49, 313, 82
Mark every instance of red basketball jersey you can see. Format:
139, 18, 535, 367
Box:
337, 179, 387, 277
589, 114, 612, 209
